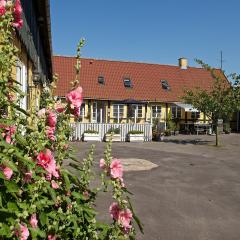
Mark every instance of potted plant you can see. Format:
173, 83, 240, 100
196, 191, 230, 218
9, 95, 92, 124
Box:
128, 130, 144, 142
105, 127, 121, 142
83, 129, 101, 141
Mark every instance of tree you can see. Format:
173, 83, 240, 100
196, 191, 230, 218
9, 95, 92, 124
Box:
183, 60, 240, 146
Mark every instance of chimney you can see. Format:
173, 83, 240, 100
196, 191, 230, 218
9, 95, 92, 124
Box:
178, 57, 188, 69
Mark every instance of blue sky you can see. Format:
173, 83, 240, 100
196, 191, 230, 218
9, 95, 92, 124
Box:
51, 0, 240, 75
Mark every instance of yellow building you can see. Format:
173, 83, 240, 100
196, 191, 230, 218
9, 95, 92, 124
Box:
12, 0, 52, 111
53, 56, 227, 132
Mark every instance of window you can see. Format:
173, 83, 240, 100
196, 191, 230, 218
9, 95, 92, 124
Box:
80, 103, 85, 118
98, 76, 105, 85
161, 80, 170, 90
132, 105, 143, 118
92, 102, 97, 122
17, 61, 27, 110
171, 106, 181, 119
152, 105, 161, 118
191, 112, 200, 119
113, 104, 124, 123
124, 78, 132, 88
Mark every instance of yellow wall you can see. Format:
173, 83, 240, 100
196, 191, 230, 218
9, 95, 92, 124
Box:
77, 101, 211, 124
13, 37, 41, 112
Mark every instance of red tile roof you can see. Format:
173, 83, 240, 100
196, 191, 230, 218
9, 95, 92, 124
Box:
53, 56, 227, 102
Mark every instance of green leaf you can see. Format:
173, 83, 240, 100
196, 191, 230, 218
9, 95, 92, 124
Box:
7, 202, 18, 212
62, 170, 71, 191
5, 181, 19, 193
39, 212, 48, 226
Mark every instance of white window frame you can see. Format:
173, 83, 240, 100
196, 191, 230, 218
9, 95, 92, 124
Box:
151, 105, 162, 118
191, 111, 200, 119
16, 61, 27, 111
132, 104, 143, 118
113, 104, 124, 123
171, 106, 181, 119
92, 102, 97, 122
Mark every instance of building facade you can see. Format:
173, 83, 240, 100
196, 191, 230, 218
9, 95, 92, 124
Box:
53, 56, 228, 130
13, 0, 52, 111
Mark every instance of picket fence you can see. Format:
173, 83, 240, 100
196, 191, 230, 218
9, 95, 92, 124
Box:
70, 123, 152, 142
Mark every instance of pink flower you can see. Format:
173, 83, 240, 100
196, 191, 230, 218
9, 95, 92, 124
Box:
16, 223, 29, 240
55, 103, 65, 113
0, 0, 6, 16
51, 180, 59, 189
48, 234, 57, 240
13, 0, 22, 15
110, 159, 123, 179
118, 208, 132, 231
109, 202, 120, 221
99, 158, 106, 169
46, 127, 56, 141
72, 107, 80, 117
38, 108, 46, 118
45, 157, 59, 180
13, 0, 23, 29
24, 171, 32, 183
0, 125, 16, 144
3, 167, 13, 180
83, 191, 89, 199
37, 149, 59, 179
47, 110, 57, 128
66, 87, 83, 109
37, 149, 52, 168
29, 214, 38, 228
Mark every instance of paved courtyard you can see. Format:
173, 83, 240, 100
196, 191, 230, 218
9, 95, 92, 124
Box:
66, 134, 240, 240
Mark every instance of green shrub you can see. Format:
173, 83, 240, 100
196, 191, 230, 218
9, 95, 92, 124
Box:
128, 130, 144, 134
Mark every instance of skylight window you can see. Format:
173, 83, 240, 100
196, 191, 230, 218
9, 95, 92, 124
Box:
124, 78, 132, 88
98, 76, 105, 85
161, 80, 171, 90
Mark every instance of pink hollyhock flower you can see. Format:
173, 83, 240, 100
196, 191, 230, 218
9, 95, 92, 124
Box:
3, 167, 13, 180
109, 202, 120, 221
46, 127, 56, 141
83, 191, 89, 199
66, 87, 83, 109
13, 0, 23, 29
16, 223, 29, 240
48, 234, 56, 240
0, 0, 6, 16
37, 149, 52, 168
99, 158, 106, 169
55, 103, 65, 113
45, 157, 59, 180
72, 107, 80, 117
118, 208, 132, 231
37, 149, 59, 180
1, 125, 16, 144
47, 110, 57, 128
24, 171, 32, 183
110, 159, 123, 179
51, 180, 59, 189
29, 214, 38, 228
13, 0, 22, 15
38, 108, 46, 118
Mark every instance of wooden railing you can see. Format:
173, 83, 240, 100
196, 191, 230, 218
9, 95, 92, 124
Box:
70, 123, 152, 142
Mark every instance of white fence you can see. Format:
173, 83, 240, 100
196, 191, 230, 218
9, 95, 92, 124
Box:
70, 123, 153, 142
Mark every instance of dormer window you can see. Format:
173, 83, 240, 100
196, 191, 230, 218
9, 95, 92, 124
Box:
161, 80, 170, 90
98, 76, 105, 85
124, 78, 132, 88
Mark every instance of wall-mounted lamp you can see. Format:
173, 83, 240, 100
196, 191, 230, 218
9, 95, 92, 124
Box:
32, 69, 41, 86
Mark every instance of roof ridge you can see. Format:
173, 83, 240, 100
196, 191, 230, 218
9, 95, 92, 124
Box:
53, 55, 207, 70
